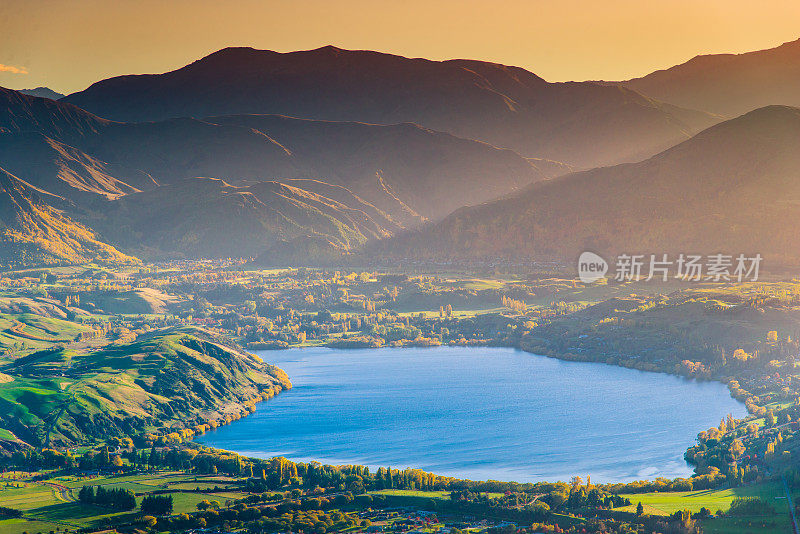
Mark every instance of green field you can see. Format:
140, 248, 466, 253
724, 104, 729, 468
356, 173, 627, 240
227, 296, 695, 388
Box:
617, 481, 786, 515
616, 481, 795, 533
0, 484, 63, 511
0, 517, 65, 534
0, 472, 251, 534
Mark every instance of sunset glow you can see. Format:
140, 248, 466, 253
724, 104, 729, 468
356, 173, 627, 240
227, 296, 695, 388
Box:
2, 0, 800, 92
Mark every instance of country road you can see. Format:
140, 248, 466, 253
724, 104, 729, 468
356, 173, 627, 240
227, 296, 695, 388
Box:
784, 476, 798, 534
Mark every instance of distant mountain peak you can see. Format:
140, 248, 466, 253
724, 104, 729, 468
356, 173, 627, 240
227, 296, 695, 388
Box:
622, 37, 800, 116
678, 104, 800, 145
18, 87, 65, 100
312, 44, 345, 53
772, 36, 800, 50
192, 44, 352, 66
0, 85, 108, 139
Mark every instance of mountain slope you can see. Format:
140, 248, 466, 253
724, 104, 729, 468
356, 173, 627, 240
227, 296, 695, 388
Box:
204, 114, 539, 222
2, 87, 543, 225
0, 167, 137, 266
0, 86, 107, 141
62, 46, 720, 168
0, 132, 156, 202
87, 177, 400, 260
623, 38, 800, 116
0, 87, 294, 197
77, 117, 301, 187
386, 106, 800, 266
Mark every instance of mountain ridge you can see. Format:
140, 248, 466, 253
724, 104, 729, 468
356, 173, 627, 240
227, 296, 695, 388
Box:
86, 176, 400, 260
62, 46, 720, 168
622, 38, 800, 116
18, 87, 65, 100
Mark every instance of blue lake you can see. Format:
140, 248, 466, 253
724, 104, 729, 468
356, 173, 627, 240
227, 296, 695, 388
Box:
197, 346, 746, 483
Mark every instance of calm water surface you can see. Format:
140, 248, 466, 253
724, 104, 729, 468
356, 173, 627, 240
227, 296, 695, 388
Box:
197, 346, 746, 483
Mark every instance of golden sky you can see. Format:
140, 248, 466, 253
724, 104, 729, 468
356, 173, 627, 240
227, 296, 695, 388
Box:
2, 0, 800, 94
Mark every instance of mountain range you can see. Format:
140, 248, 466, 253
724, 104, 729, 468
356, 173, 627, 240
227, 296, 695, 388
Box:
2, 40, 800, 268
0, 85, 545, 262
62, 46, 719, 169
386, 105, 800, 267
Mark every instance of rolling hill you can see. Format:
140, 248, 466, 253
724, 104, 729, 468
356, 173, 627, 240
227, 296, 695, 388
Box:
385, 105, 800, 267
0, 328, 291, 448
622, 38, 800, 117
62, 46, 720, 168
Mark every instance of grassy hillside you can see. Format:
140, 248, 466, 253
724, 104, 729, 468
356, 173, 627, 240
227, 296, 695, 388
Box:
0, 312, 89, 354
615, 481, 784, 516
0, 328, 290, 450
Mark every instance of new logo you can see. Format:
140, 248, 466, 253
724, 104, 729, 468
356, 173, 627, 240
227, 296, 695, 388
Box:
578, 251, 608, 283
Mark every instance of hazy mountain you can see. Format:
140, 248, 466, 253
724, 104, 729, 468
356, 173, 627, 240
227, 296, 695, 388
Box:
0, 167, 136, 266
62, 46, 719, 168
3, 87, 544, 225
52, 113, 541, 227
623, 38, 800, 117
88, 177, 399, 260
3, 86, 550, 261
18, 87, 65, 100
0, 86, 107, 141
77, 117, 301, 188
386, 106, 800, 267
203, 115, 539, 223
0, 132, 156, 202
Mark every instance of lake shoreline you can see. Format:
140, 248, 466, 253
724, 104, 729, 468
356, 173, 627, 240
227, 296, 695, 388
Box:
199, 345, 746, 484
